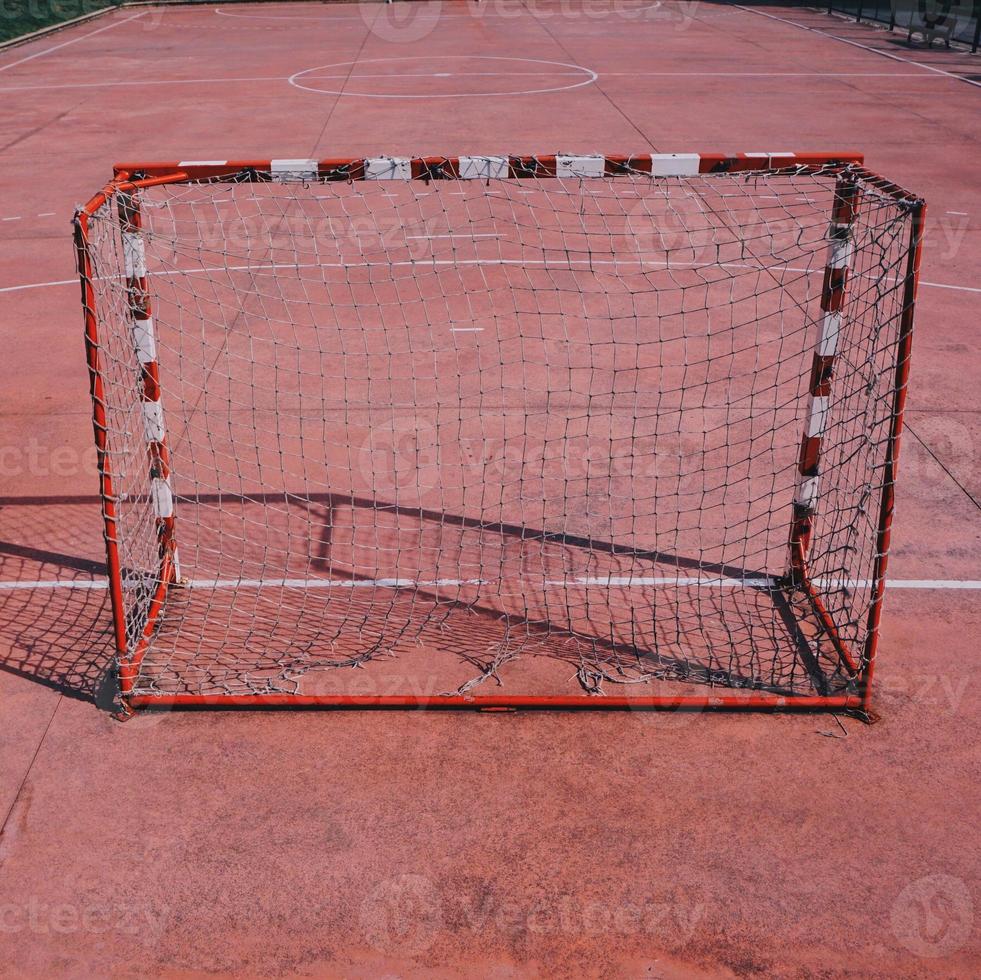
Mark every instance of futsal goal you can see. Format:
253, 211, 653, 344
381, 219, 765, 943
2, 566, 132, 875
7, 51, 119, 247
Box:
74, 152, 925, 713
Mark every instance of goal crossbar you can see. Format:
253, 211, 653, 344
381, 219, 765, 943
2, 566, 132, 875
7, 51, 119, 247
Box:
75, 151, 925, 715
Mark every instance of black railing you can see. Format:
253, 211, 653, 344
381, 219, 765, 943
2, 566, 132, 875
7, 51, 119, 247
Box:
0, 1, 121, 46
827, 0, 981, 52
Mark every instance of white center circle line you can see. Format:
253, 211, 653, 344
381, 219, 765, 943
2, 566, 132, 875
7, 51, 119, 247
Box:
288, 55, 598, 99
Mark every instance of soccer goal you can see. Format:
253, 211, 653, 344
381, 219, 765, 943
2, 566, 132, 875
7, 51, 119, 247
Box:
74, 153, 925, 714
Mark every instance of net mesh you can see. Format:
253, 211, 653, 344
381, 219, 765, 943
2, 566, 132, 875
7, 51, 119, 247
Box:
81, 162, 916, 700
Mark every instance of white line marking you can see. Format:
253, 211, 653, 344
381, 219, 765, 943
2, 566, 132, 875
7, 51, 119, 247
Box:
848, 580, 981, 589
37, 212, 55, 217
183, 577, 490, 590
554, 576, 779, 587
0, 74, 286, 92
288, 56, 598, 100
405, 234, 502, 240
213, 3, 662, 23
1, 216, 21, 222
170, 258, 967, 297
918, 280, 981, 294
602, 71, 948, 77
213, 4, 388, 20
2, 265, 978, 296
178, 257, 822, 277
2, 578, 980, 592
306, 72, 591, 79
0, 11, 146, 74
0, 580, 109, 591
0, 70, 954, 94
0, 277, 76, 293
735, 4, 981, 89
946, 211, 968, 216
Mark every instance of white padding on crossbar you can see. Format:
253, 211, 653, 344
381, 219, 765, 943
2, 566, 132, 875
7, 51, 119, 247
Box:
122, 232, 146, 278
651, 153, 700, 176
818, 312, 841, 357
178, 160, 228, 166
795, 475, 820, 509
151, 477, 174, 519
130, 317, 157, 364
142, 400, 166, 443
807, 395, 829, 438
556, 154, 605, 178
827, 236, 854, 270
458, 155, 509, 180
271, 159, 318, 181
365, 157, 411, 180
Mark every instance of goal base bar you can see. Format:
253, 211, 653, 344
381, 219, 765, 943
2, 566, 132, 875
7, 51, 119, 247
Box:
127, 693, 864, 712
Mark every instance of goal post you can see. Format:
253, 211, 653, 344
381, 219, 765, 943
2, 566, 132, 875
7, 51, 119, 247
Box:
74, 152, 925, 714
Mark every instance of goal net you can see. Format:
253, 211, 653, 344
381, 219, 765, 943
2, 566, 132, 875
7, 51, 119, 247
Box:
75, 154, 924, 711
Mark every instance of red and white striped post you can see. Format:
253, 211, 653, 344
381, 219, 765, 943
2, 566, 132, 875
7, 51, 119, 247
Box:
786, 174, 864, 681
75, 204, 129, 666
117, 189, 180, 585
789, 176, 860, 580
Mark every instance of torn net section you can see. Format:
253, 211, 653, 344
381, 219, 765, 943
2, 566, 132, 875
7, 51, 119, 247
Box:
83, 164, 915, 699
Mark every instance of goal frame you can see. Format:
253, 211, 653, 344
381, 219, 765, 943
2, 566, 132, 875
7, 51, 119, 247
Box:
74, 152, 926, 715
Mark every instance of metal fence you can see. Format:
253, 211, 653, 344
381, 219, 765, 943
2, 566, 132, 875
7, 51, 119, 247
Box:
827, 0, 981, 52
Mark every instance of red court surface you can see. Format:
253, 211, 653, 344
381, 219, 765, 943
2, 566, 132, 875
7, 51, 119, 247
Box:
0, 2, 979, 976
